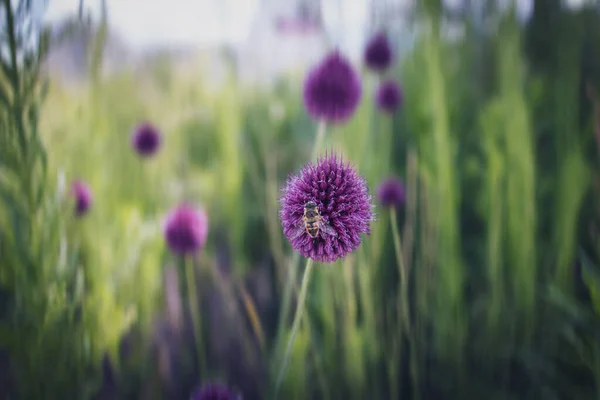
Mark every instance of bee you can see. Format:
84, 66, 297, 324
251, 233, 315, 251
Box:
290, 201, 338, 239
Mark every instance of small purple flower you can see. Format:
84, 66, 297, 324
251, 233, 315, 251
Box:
376, 80, 403, 113
376, 177, 405, 208
303, 50, 362, 124
131, 122, 161, 157
163, 204, 209, 256
364, 32, 393, 72
71, 180, 92, 217
279, 153, 374, 263
190, 382, 241, 400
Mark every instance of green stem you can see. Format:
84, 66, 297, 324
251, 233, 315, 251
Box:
274, 120, 328, 370
312, 120, 327, 161
274, 258, 314, 398
390, 207, 420, 400
184, 256, 205, 378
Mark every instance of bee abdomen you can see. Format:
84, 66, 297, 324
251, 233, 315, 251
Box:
306, 226, 320, 238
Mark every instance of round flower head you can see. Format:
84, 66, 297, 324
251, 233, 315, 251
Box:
280, 153, 374, 263
190, 382, 241, 400
364, 32, 393, 72
71, 180, 92, 217
376, 80, 403, 113
376, 177, 405, 208
163, 204, 208, 256
131, 122, 161, 157
303, 50, 362, 124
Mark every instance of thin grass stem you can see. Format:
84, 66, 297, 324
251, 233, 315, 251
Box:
184, 255, 205, 378
390, 207, 420, 399
274, 257, 314, 399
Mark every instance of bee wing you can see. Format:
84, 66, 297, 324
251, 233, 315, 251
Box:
319, 219, 338, 238
288, 218, 307, 240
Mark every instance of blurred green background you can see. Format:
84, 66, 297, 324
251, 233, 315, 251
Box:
2, 0, 600, 399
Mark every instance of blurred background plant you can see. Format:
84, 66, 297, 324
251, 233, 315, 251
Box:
1, 0, 600, 399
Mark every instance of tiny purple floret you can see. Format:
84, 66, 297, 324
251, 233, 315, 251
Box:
280, 153, 374, 263
303, 50, 362, 124
163, 204, 209, 256
71, 180, 92, 217
190, 382, 241, 400
131, 122, 161, 157
376, 177, 406, 208
376, 80, 403, 113
364, 32, 393, 72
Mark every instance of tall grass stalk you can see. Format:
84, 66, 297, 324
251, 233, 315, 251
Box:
390, 207, 419, 399
274, 258, 314, 398
183, 256, 205, 377
497, 16, 537, 339
422, 19, 466, 366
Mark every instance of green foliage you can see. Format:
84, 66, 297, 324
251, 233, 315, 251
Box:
1, 1, 600, 399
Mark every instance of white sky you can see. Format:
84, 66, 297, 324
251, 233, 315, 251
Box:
43, 0, 593, 51
44, 0, 261, 48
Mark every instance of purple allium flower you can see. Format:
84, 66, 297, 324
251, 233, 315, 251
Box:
163, 204, 208, 256
376, 177, 405, 208
376, 80, 403, 113
279, 153, 374, 263
364, 32, 393, 72
71, 180, 92, 217
190, 382, 241, 400
131, 121, 161, 157
303, 50, 362, 124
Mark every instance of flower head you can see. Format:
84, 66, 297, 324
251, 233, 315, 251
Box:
163, 204, 209, 256
364, 32, 393, 72
303, 50, 362, 124
279, 153, 374, 263
376, 177, 405, 208
376, 80, 403, 113
131, 122, 161, 157
71, 180, 92, 217
190, 382, 241, 400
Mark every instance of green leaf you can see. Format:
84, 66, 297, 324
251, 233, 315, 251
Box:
579, 249, 600, 316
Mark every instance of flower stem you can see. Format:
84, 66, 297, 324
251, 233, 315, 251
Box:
274, 257, 314, 398
312, 120, 327, 161
390, 207, 420, 399
184, 256, 206, 378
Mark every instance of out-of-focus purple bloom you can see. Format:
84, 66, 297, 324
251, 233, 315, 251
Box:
376, 177, 406, 208
376, 80, 403, 113
71, 180, 92, 217
163, 204, 209, 256
303, 50, 362, 124
364, 32, 393, 72
279, 153, 374, 263
190, 382, 241, 400
131, 122, 162, 157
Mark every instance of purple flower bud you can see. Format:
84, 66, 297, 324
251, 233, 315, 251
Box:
71, 180, 92, 217
303, 50, 362, 125
279, 153, 374, 263
376, 80, 403, 113
376, 177, 405, 208
364, 32, 393, 72
163, 204, 209, 256
190, 382, 241, 400
131, 122, 161, 157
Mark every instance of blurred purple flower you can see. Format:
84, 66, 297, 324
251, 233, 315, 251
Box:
163, 204, 209, 256
364, 32, 393, 72
71, 180, 92, 217
376, 80, 403, 113
279, 153, 374, 263
190, 382, 241, 400
303, 50, 362, 124
131, 122, 161, 157
376, 177, 406, 208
